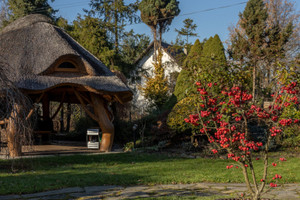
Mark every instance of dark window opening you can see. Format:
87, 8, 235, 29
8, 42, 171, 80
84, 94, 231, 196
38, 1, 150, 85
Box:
58, 62, 76, 69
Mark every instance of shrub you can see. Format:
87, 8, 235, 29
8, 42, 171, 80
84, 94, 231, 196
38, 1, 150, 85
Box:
278, 104, 300, 148
173, 69, 195, 102
167, 94, 199, 134
69, 116, 98, 141
185, 81, 299, 200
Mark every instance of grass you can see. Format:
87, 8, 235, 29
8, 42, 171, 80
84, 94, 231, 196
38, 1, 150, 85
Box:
0, 152, 299, 195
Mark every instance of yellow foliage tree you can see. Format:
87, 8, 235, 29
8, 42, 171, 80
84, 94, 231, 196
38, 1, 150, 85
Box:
142, 49, 169, 109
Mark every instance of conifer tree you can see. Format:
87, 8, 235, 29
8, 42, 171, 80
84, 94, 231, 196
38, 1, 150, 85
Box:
198, 34, 228, 84
175, 18, 197, 45
174, 39, 203, 102
183, 38, 203, 68
168, 36, 229, 134
88, 0, 139, 53
6, 0, 56, 23
0, 0, 9, 27
139, 0, 180, 57
228, 0, 268, 100
70, 15, 115, 68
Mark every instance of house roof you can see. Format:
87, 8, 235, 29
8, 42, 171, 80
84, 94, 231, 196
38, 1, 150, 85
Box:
0, 14, 132, 103
134, 41, 184, 66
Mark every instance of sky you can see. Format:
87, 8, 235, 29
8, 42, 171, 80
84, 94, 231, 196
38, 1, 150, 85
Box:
49, 0, 300, 45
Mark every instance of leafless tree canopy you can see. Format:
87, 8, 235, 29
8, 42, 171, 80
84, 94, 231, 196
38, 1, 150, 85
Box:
265, 0, 300, 58
0, 62, 33, 156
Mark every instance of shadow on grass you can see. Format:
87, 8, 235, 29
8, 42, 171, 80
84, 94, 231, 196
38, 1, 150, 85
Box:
0, 169, 142, 195
0, 152, 178, 172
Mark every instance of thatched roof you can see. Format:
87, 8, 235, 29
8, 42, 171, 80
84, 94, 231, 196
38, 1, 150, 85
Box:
0, 14, 132, 103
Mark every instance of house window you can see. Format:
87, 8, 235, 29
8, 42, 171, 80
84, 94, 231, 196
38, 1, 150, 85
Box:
58, 62, 76, 69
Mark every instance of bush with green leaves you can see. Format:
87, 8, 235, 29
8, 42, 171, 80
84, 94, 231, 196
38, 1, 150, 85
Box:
278, 104, 300, 148
167, 95, 199, 134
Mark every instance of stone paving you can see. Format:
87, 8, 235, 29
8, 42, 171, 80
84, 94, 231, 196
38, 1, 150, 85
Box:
0, 183, 299, 200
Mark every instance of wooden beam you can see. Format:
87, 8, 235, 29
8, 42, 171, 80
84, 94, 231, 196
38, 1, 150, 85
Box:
73, 88, 98, 122
50, 92, 66, 120
25, 109, 34, 121
91, 93, 114, 152
0, 119, 8, 125
34, 92, 45, 103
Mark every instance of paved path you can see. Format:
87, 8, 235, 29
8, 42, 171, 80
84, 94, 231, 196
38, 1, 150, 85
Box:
1, 183, 299, 200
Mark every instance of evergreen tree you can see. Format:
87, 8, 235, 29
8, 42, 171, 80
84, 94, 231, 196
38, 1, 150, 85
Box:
198, 34, 228, 84
0, 0, 9, 28
168, 36, 229, 134
88, 0, 139, 53
70, 15, 115, 68
56, 17, 73, 32
120, 30, 150, 65
6, 0, 56, 23
183, 38, 203, 68
175, 18, 197, 46
173, 69, 193, 102
228, 0, 268, 100
174, 39, 203, 102
120, 29, 150, 77
139, 0, 180, 57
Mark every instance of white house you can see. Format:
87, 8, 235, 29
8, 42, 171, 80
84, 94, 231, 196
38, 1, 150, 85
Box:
130, 42, 182, 113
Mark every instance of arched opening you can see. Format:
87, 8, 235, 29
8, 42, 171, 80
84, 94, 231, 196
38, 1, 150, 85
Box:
57, 62, 76, 69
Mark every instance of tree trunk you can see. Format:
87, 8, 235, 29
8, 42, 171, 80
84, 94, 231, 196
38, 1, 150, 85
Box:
7, 104, 22, 157
91, 94, 114, 152
252, 64, 256, 101
114, 0, 119, 53
159, 27, 162, 47
152, 25, 157, 61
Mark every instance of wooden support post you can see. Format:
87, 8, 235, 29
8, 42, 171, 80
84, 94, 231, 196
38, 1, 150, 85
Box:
42, 93, 50, 121
91, 94, 114, 152
7, 104, 22, 157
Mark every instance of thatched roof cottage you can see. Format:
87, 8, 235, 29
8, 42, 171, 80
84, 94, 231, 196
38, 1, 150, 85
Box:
0, 14, 132, 156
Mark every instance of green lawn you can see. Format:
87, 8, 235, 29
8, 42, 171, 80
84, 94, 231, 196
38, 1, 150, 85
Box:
0, 152, 299, 195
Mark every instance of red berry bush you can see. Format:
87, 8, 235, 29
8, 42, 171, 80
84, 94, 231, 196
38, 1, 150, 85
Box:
185, 81, 299, 200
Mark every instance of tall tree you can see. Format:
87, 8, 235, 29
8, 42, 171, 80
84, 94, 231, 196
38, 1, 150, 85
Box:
174, 39, 203, 102
265, 0, 299, 58
228, 0, 298, 99
6, 0, 56, 23
0, 0, 9, 28
228, 0, 268, 101
88, 0, 139, 53
120, 29, 150, 65
70, 15, 115, 68
198, 34, 228, 85
139, 0, 180, 57
175, 18, 197, 45
168, 36, 229, 135
263, 0, 298, 87
120, 29, 150, 76
183, 38, 203, 69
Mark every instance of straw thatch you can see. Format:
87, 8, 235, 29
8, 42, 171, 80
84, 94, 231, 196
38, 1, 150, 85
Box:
0, 14, 132, 103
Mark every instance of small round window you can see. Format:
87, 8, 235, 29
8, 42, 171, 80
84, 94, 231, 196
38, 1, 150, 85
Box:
58, 62, 76, 69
